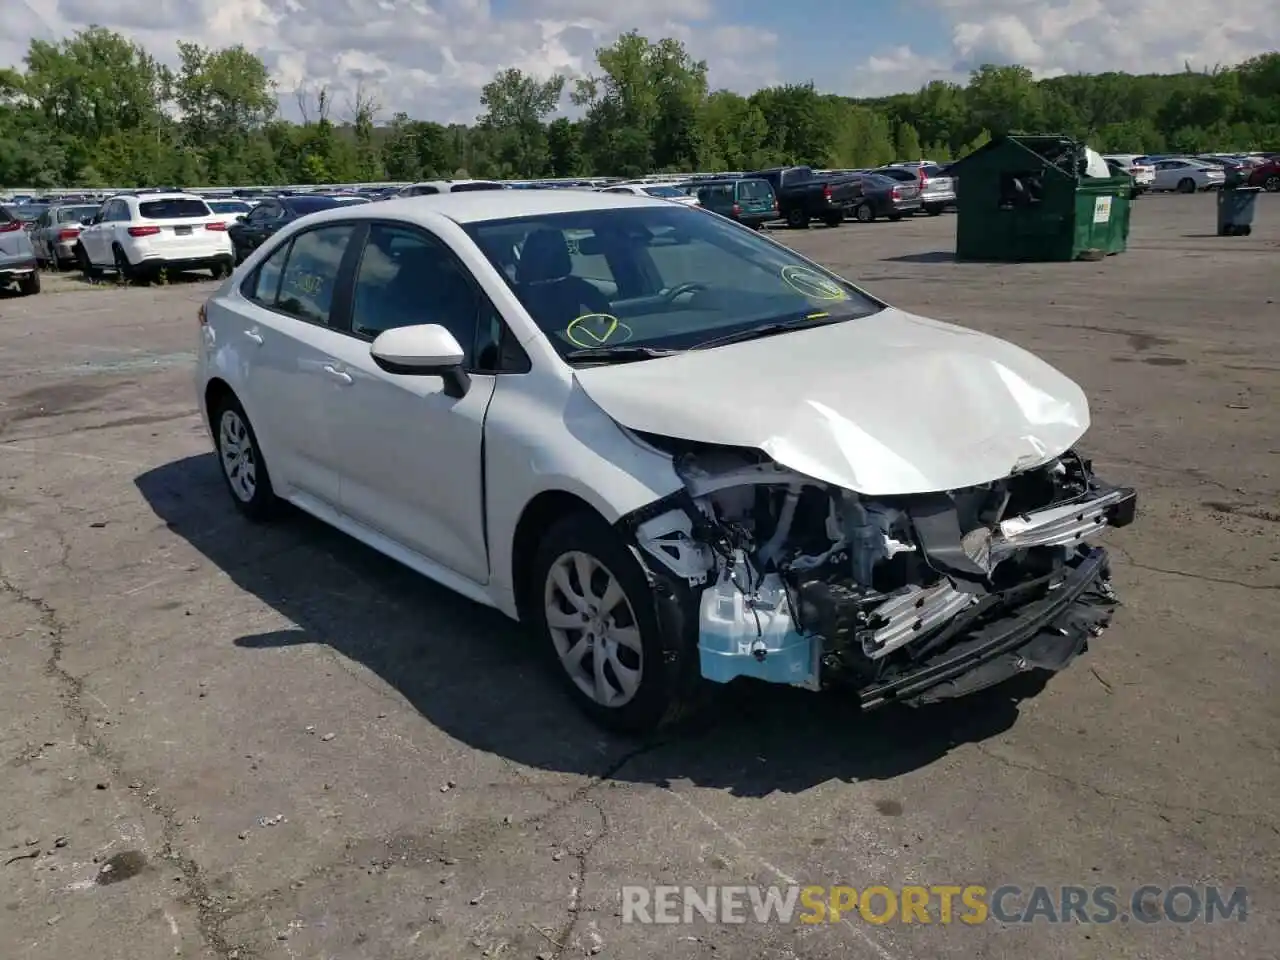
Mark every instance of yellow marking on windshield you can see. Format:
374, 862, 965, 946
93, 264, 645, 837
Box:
806, 311, 830, 320
781, 265, 850, 301
566, 313, 629, 347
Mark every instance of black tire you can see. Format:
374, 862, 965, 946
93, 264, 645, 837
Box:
824, 213, 842, 227
1264, 176, 1280, 193
854, 204, 874, 223
210, 393, 281, 521
529, 510, 703, 734
888, 212, 903, 221
112, 244, 148, 285
925, 205, 943, 216
1177, 178, 1196, 194
211, 256, 233, 280
786, 207, 808, 229
18, 272, 40, 296
75, 243, 101, 279
1241, 225, 1252, 236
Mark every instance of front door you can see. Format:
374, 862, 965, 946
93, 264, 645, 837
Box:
322, 221, 494, 583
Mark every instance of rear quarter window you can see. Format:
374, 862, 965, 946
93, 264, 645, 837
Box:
139, 198, 211, 219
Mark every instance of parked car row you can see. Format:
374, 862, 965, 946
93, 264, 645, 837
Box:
1102, 152, 1280, 193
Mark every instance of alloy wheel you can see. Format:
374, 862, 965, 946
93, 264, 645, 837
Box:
543, 550, 643, 707
218, 409, 258, 502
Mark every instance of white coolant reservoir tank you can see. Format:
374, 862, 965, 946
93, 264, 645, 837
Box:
697, 553, 818, 687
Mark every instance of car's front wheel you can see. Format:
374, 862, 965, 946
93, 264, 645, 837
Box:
212, 394, 280, 521
531, 512, 702, 734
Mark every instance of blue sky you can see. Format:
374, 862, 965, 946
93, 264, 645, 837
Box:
2, 0, 1277, 122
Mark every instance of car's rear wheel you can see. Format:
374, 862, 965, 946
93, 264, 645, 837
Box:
75, 243, 100, 279
18, 272, 40, 296
113, 244, 149, 285
531, 511, 702, 734
1264, 175, 1280, 193
786, 207, 808, 229
212, 394, 280, 521
925, 204, 943, 216
211, 256, 233, 280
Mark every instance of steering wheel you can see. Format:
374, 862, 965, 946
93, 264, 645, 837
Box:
662, 281, 709, 303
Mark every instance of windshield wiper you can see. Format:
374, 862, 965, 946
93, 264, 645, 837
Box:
693, 316, 841, 350
563, 345, 682, 365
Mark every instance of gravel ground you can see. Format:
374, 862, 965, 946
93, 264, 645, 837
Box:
0, 193, 1276, 959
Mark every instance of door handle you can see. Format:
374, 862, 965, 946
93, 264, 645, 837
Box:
243, 329, 264, 345
323, 364, 353, 384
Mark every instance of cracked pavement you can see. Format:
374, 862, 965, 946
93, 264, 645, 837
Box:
1, 195, 1277, 959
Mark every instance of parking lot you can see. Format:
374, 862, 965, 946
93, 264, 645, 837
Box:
1, 193, 1277, 959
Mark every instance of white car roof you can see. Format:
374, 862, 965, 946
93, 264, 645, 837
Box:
354, 189, 670, 225
112, 192, 206, 203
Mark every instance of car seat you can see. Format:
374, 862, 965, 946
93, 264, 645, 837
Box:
514, 228, 611, 327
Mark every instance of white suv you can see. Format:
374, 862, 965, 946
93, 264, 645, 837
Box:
75, 192, 234, 282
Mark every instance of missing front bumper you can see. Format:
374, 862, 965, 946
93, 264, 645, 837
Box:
856, 544, 1115, 709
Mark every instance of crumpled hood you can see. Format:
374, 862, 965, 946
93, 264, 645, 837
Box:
572, 307, 1090, 495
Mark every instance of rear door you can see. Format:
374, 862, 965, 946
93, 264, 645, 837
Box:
735, 179, 775, 217
921, 164, 953, 197
229, 222, 364, 506
133, 197, 222, 259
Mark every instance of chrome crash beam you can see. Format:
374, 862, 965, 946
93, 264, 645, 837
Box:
858, 544, 1115, 710
991, 485, 1137, 560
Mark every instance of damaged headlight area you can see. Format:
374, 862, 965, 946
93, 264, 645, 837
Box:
621, 436, 1137, 708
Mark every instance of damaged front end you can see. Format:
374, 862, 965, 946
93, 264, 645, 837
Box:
619, 436, 1137, 708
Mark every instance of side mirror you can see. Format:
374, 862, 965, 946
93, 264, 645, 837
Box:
370, 324, 470, 397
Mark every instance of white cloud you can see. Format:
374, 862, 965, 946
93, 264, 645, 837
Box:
850, 0, 1280, 95
0, 0, 778, 123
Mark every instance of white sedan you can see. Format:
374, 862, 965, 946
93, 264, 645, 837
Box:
197, 191, 1137, 732
1149, 158, 1225, 192
599, 182, 701, 206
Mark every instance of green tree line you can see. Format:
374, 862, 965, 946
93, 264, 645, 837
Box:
2, 27, 1277, 188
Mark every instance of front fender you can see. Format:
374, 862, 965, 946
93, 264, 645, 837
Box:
483, 375, 683, 616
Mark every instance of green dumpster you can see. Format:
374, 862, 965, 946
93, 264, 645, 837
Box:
948, 135, 1132, 262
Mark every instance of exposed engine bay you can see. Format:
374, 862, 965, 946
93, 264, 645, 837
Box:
622, 433, 1138, 706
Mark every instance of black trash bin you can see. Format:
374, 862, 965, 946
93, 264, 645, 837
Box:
1217, 185, 1260, 236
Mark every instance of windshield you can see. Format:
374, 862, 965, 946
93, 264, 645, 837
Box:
284, 196, 343, 215
139, 198, 211, 219
208, 200, 251, 213
59, 205, 99, 222
643, 185, 685, 198
464, 205, 884, 362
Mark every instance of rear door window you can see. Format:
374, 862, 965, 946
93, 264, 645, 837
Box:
275, 225, 357, 325
139, 198, 211, 219
451, 181, 504, 192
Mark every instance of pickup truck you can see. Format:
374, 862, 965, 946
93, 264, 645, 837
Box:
747, 166, 861, 228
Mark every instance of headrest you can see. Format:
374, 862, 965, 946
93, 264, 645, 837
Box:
516, 228, 571, 284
